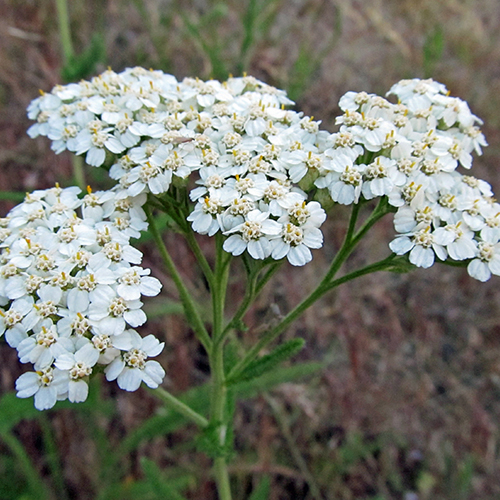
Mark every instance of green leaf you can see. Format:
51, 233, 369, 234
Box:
140, 458, 189, 500
423, 26, 444, 78
121, 361, 322, 457
227, 338, 305, 385
387, 255, 416, 274
61, 32, 106, 82
0, 191, 25, 202
249, 476, 271, 500
233, 360, 324, 397
196, 421, 234, 459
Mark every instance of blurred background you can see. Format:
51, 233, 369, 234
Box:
1, 0, 500, 498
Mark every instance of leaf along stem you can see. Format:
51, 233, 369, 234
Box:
227, 198, 393, 380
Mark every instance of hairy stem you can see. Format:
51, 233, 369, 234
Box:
209, 234, 232, 500
151, 387, 209, 428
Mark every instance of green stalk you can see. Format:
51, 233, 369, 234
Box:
222, 268, 258, 337
211, 344, 232, 500
152, 193, 215, 286
221, 260, 283, 339
145, 205, 212, 352
211, 233, 230, 344
255, 261, 284, 295
0, 191, 25, 202
151, 387, 209, 428
184, 229, 215, 287
322, 254, 397, 292
72, 155, 86, 191
209, 233, 232, 500
55, 0, 74, 63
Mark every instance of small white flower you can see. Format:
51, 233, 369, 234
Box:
54, 342, 100, 403
105, 330, 165, 391
116, 266, 162, 301
16, 367, 69, 410
223, 210, 282, 259
467, 234, 500, 282
389, 224, 447, 268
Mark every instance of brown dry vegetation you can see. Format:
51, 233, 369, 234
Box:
1, 1, 500, 499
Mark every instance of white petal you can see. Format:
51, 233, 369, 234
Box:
142, 335, 164, 357
409, 246, 434, 268
139, 277, 162, 296
105, 357, 125, 381
467, 260, 490, 282
117, 368, 142, 391
34, 386, 58, 410
288, 245, 312, 266
68, 379, 89, 403
389, 237, 413, 255
142, 361, 165, 388
86, 147, 106, 167
16, 372, 40, 398
223, 235, 246, 256
124, 309, 147, 328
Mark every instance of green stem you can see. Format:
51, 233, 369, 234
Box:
255, 261, 284, 295
152, 193, 215, 286
145, 205, 212, 352
211, 343, 232, 499
0, 191, 25, 202
221, 260, 283, 340
222, 269, 258, 338
55, 0, 74, 64
72, 155, 86, 191
214, 456, 232, 500
0, 430, 50, 500
209, 234, 232, 500
212, 233, 230, 343
185, 229, 214, 287
321, 198, 369, 284
228, 199, 393, 380
323, 254, 397, 292
151, 387, 209, 428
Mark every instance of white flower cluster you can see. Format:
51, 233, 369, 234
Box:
0, 185, 165, 410
313, 78, 497, 281
27, 67, 328, 267
26, 69, 500, 279
183, 103, 329, 266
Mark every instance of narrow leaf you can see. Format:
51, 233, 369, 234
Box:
249, 476, 271, 500
121, 361, 323, 455
227, 338, 305, 385
140, 457, 188, 500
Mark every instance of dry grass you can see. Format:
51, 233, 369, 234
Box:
1, 1, 500, 498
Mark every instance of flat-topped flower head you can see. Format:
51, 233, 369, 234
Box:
1, 185, 163, 409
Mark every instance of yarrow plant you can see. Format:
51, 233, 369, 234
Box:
2, 67, 497, 498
